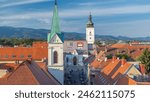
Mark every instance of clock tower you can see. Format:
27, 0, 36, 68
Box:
86, 13, 95, 45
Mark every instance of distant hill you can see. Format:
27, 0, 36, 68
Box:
0, 26, 48, 39
0, 26, 150, 41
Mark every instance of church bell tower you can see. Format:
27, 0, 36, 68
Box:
47, 0, 64, 84
86, 13, 95, 45
86, 13, 95, 53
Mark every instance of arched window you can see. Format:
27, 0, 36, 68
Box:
82, 57, 85, 62
73, 56, 77, 65
54, 51, 58, 64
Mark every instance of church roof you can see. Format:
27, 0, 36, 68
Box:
48, 0, 63, 42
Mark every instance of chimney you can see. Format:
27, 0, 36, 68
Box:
27, 58, 32, 64
121, 59, 126, 66
104, 57, 107, 62
112, 56, 116, 63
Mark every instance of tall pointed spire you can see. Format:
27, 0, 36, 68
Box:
55, 0, 57, 5
87, 12, 94, 28
48, 0, 63, 42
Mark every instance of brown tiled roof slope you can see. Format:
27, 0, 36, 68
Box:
116, 76, 136, 85
0, 60, 59, 85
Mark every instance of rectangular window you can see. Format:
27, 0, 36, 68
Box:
67, 42, 73, 46
12, 55, 16, 58
70, 42, 73, 46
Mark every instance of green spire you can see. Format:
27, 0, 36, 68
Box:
48, 0, 63, 42
86, 12, 94, 28
55, 0, 57, 5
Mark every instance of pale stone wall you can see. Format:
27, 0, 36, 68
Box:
127, 66, 142, 78
0, 69, 7, 78
48, 43, 64, 84
86, 27, 95, 44
48, 43, 63, 66
64, 40, 88, 53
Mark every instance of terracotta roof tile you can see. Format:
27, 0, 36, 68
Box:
139, 64, 146, 75
92, 58, 137, 85
0, 60, 59, 85
111, 62, 131, 81
0, 42, 48, 61
102, 59, 121, 76
116, 76, 136, 85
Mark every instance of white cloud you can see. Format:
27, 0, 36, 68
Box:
96, 19, 150, 37
59, 4, 150, 18
0, 12, 52, 20
78, 0, 125, 6
0, 0, 50, 8
1, 2, 150, 36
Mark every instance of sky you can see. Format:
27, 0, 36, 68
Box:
1, 0, 150, 37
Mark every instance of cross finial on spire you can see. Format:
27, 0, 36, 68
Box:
89, 12, 92, 21
55, 0, 57, 5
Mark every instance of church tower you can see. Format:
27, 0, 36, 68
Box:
86, 13, 95, 46
47, 0, 64, 84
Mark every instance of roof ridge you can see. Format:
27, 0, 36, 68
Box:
26, 61, 59, 85
32, 61, 60, 84
6, 61, 26, 79
24, 61, 40, 84
6, 60, 40, 84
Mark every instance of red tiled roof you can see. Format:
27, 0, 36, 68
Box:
0, 47, 47, 61
111, 43, 150, 49
111, 62, 131, 81
0, 42, 48, 61
111, 44, 128, 48
116, 76, 136, 85
139, 64, 146, 75
0, 60, 59, 85
90, 51, 109, 69
93, 58, 136, 85
102, 58, 121, 76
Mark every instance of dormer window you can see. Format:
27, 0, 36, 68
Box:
5, 55, 8, 58
28, 55, 32, 58
12, 55, 16, 58
20, 55, 24, 58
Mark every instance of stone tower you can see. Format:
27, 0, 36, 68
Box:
86, 13, 95, 45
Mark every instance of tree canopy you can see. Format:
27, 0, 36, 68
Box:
138, 48, 150, 74
0, 38, 45, 47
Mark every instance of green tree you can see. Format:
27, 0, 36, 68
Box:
138, 48, 150, 74
106, 54, 113, 59
94, 41, 102, 46
116, 53, 131, 60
